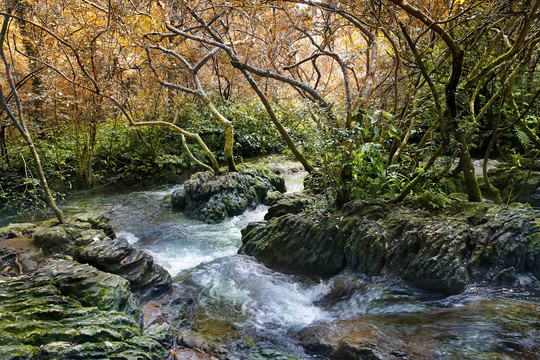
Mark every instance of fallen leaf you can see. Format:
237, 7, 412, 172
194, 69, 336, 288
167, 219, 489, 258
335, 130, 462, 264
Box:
120, 258, 127, 265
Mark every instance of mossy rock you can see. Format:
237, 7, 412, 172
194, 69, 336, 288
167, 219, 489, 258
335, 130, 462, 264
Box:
0, 223, 37, 236
172, 165, 286, 223
0, 259, 169, 359
405, 192, 452, 211
241, 198, 540, 294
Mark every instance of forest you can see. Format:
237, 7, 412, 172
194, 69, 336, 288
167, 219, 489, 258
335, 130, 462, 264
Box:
1, 1, 540, 359
0, 0, 537, 223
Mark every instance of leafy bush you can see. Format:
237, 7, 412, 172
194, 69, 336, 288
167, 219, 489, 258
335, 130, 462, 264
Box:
314, 108, 406, 203
351, 142, 406, 199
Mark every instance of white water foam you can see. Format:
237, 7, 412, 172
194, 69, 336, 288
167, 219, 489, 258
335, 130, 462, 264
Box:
188, 256, 332, 335
116, 230, 140, 245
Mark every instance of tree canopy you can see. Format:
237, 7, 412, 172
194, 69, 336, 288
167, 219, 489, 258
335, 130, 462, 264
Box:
1, 0, 539, 219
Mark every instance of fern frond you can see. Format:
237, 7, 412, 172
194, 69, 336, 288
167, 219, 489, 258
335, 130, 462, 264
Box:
514, 126, 533, 150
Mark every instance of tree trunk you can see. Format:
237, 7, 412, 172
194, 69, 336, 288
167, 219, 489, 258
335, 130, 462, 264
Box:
238, 68, 315, 173
0, 11, 64, 224
25, 133, 65, 223
204, 99, 237, 172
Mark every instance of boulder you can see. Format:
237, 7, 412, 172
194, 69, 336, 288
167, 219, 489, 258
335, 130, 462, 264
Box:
172, 166, 286, 223
71, 212, 115, 238
299, 321, 408, 360
488, 165, 540, 207
0, 259, 169, 360
75, 236, 172, 302
5, 214, 171, 302
264, 192, 311, 220
240, 199, 540, 294
171, 187, 186, 209
0, 223, 37, 236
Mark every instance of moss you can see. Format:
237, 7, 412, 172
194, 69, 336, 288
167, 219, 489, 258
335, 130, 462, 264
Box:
437, 176, 466, 194
449, 192, 468, 201
407, 191, 452, 211
448, 201, 490, 225
0, 344, 40, 359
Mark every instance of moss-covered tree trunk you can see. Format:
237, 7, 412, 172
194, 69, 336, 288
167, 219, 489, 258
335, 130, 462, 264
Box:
0, 11, 65, 224
204, 99, 237, 172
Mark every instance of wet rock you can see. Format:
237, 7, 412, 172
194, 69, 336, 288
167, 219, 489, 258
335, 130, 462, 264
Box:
298, 325, 334, 356
332, 340, 395, 360
240, 214, 347, 276
264, 192, 311, 220
75, 236, 172, 302
172, 187, 186, 209
171, 348, 217, 360
12, 215, 172, 302
241, 199, 540, 294
299, 321, 409, 360
0, 259, 169, 360
71, 212, 115, 238
315, 272, 370, 307
172, 165, 286, 223
178, 330, 218, 354
262, 190, 282, 206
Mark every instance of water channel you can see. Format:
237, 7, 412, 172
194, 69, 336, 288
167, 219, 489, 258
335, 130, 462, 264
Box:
61, 169, 539, 359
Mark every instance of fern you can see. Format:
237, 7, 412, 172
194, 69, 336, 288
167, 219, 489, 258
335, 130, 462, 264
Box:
514, 126, 533, 150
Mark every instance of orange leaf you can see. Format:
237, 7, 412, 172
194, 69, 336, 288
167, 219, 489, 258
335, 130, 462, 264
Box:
120, 258, 127, 265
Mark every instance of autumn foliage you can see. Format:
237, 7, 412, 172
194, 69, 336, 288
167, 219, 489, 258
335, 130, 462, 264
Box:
1, 0, 539, 218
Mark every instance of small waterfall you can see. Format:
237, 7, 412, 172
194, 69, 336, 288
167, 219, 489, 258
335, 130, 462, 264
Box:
63, 169, 540, 359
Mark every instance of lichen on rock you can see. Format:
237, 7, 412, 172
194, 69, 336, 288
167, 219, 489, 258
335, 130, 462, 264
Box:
240, 199, 540, 294
171, 165, 286, 223
0, 213, 173, 359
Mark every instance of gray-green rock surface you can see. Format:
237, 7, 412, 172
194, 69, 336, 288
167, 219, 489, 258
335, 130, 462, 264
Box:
0, 260, 169, 360
240, 199, 540, 294
0, 214, 173, 359
2, 213, 172, 301
172, 166, 286, 223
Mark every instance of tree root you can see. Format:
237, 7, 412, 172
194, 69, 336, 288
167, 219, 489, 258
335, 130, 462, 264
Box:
0, 252, 23, 276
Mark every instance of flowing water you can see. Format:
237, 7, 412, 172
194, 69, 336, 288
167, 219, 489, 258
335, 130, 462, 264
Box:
62, 169, 540, 359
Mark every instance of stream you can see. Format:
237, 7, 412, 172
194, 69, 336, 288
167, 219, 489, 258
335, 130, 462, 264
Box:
61, 169, 540, 359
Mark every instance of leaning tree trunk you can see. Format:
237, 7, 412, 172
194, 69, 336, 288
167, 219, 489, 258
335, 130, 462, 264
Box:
237, 67, 315, 173
0, 11, 65, 223
24, 133, 65, 223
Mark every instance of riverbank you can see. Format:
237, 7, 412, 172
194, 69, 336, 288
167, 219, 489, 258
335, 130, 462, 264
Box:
0, 214, 171, 359
241, 196, 540, 294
